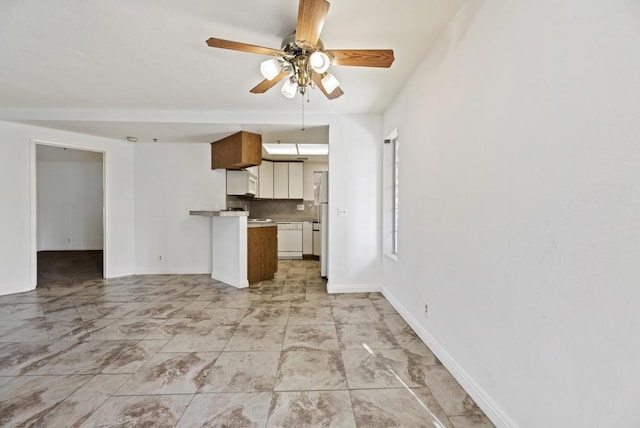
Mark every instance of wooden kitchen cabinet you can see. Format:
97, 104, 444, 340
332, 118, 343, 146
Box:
211, 131, 262, 170
247, 225, 278, 283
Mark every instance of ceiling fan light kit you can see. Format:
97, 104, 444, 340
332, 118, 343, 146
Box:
281, 78, 298, 99
260, 58, 282, 81
320, 72, 339, 94
309, 51, 330, 74
205, 0, 395, 101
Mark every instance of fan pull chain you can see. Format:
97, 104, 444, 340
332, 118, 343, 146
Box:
301, 91, 305, 131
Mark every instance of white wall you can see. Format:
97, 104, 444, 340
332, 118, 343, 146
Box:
118, 111, 381, 291
328, 115, 382, 291
37, 157, 104, 251
133, 143, 226, 274
0, 112, 381, 294
303, 161, 328, 201
382, 1, 640, 427
0, 121, 135, 294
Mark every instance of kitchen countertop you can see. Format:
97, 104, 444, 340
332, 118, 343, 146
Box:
268, 218, 318, 222
248, 221, 277, 228
189, 210, 248, 217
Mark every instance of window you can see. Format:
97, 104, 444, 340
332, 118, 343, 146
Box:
383, 129, 399, 259
392, 135, 399, 254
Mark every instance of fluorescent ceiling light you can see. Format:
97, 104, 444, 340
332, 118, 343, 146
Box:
263, 143, 298, 155
297, 144, 329, 155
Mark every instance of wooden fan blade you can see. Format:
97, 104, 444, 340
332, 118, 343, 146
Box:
206, 37, 284, 57
295, 0, 330, 47
250, 71, 289, 94
326, 49, 395, 68
312, 73, 343, 100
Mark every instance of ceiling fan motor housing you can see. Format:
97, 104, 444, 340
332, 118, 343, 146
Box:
205, 0, 393, 100
280, 33, 328, 92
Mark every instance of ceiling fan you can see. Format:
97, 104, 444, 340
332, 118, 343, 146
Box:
205, 0, 394, 100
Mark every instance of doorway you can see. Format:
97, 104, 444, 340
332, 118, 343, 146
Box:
32, 143, 105, 287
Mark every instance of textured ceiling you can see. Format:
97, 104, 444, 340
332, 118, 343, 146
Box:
0, 0, 463, 143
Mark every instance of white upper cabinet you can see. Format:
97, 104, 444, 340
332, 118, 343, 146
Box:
266, 161, 304, 200
273, 162, 289, 199
288, 162, 303, 199
258, 160, 273, 199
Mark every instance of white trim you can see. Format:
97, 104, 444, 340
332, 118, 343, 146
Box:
382, 127, 400, 259
103, 271, 133, 280
102, 151, 109, 277
38, 247, 105, 251
29, 141, 37, 287
135, 267, 211, 275
327, 282, 381, 294
1, 282, 36, 296
210, 271, 249, 289
30, 139, 107, 286
382, 287, 519, 428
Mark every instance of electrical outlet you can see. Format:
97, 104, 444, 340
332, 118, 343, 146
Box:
424, 302, 429, 317
297, 204, 305, 211
159, 255, 163, 261
338, 208, 347, 216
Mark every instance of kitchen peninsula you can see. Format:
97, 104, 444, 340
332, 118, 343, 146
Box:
189, 210, 277, 288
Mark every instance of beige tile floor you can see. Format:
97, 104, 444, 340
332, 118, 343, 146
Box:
0, 259, 495, 427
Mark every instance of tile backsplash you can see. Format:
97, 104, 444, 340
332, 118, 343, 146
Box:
227, 197, 319, 221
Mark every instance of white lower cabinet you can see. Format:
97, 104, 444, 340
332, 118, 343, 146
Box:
302, 221, 313, 255
313, 230, 321, 256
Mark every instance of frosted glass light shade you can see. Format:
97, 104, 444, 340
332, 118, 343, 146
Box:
260, 59, 281, 80
281, 78, 298, 99
321, 73, 339, 93
309, 51, 330, 73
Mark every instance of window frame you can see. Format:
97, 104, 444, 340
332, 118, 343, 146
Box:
383, 128, 399, 260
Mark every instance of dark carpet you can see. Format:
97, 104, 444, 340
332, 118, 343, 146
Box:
37, 250, 103, 287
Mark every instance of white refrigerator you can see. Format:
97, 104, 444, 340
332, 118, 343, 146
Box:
318, 171, 329, 278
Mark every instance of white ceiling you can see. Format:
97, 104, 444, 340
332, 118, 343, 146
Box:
0, 0, 463, 144
36, 144, 103, 163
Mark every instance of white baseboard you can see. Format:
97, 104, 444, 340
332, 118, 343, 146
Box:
211, 271, 248, 289
134, 267, 211, 275
382, 287, 519, 428
0, 282, 35, 296
103, 270, 134, 279
327, 282, 381, 294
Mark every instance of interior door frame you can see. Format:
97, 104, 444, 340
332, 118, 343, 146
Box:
30, 139, 107, 287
